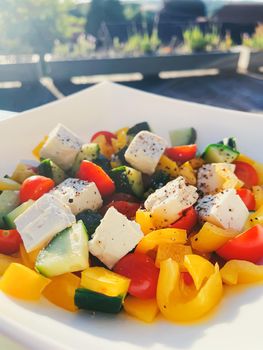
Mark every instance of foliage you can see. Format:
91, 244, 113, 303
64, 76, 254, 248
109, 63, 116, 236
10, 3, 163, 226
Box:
183, 27, 220, 52
53, 35, 96, 59
124, 29, 161, 55
243, 25, 263, 51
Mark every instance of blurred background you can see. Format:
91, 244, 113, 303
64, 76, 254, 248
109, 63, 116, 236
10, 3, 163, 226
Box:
0, 0, 263, 113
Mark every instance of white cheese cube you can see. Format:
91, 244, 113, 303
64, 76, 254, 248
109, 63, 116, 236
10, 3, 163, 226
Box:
144, 176, 199, 227
89, 207, 143, 269
51, 178, 102, 215
196, 189, 249, 232
40, 123, 83, 170
15, 194, 76, 252
124, 131, 167, 175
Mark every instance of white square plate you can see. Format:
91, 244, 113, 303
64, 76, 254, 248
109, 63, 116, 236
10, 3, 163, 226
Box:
0, 82, 263, 350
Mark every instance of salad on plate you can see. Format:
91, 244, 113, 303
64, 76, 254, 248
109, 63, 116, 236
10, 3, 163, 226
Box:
0, 121, 263, 323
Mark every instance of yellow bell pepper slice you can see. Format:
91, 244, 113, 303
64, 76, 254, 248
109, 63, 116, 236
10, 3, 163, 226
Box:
11, 163, 36, 184
157, 258, 223, 322
220, 260, 263, 285
32, 136, 48, 159
124, 296, 159, 323
156, 155, 178, 178
184, 254, 215, 290
0, 178, 20, 191
252, 186, 263, 210
135, 209, 155, 235
248, 205, 263, 227
179, 162, 196, 185
112, 127, 129, 153
135, 228, 187, 254
237, 154, 263, 185
43, 273, 80, 312
191, 222, 238, 253
155, 243, 192, 269
0, 253, 21, 276
81, 267, 130, 297
19, 244, 42, 269
0, 263, 50, 300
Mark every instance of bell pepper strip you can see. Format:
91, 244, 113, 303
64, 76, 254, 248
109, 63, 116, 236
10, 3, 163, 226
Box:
32, 136, 48, 159
156, 155, 178, 178
80, 267, 130, 297
74, 288, 123, 314
236, 188, 256, 211
77, 160, 115, 197
216, 224, 263, 263
91, 134, 114, 159
220, 260, 263, 285
157, 258, 223, 322
178, 161, 196, 185
0, 229, 22, 255
165, 145, 197, 164
91, 131, 117, 145
0, 263, 50, 300
252, 186, 263, 210
170, 207, 198, 233
123, 296, 159, 323
155, 243, 192, 269
43, 273, 80, 312
135, 228, 187, 254
181, 272, 194, 286
0, 178, 21, 191
19, 244, 42, 269
248, 205, 263, 227
234, 161, 259, 189
111, 127, 129, 152
100, 201, 140, 220
0, 253, 20, 276
191, 222, 239, 253
135, 209, 155, 235
236, 154, 263, 185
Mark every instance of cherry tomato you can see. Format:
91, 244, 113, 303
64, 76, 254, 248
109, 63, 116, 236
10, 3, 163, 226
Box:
181, 272, 194, 285
0, 229, 22, 255
216, 225, 263, 263
113, 253, 159, 299
170, 206, 198, 232
20, 175, 55, 202
234, 161, 259, 189
236, 188, 256, 211
100, 201, 141, 220
165, 144, 197, 163
91, 131, 117, 145
77, 161, 115, 197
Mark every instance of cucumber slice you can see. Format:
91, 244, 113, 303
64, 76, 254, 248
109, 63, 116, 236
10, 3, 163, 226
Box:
74, 288, 123, 314
3, 199, 34, 229
92, 154, 111, 173
150, 171, 171, 190
71, 143, 100, 175
0, 191, 20, 228
127, 122, 151, 136
169, 127, 197, 146
218, 137, 237, 151
115, 146, 129, 166
202, 144, 239, 163
38, 159, 66, 185
110, 166, 144, 198
35, 220, 89, 277
76, 210, 102, 238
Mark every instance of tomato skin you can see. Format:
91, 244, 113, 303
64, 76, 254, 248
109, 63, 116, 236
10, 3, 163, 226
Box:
170, 206, 198, 232
236, 188, 256, 211
234, 161, 259, 189
100, 201, 141, 220
20, 175, 55, 202
216, 225, 263, 263
77, 161, 115, 197
0, 229, 22, 255
113, 253, 159, 299
165, 145, 197, 163
91, 131, 117, 145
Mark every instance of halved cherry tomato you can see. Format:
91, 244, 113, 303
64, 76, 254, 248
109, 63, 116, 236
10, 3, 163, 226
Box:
181, 272, 194, 285
170, 206, 198, 232
234, 161, 259, 189
216, 225, 263, 263
165, 145, 197, 163
20, 175, 55, 202
100, 201, 141, 220
236, 188, 256, 211
91, 131, 117, 145
77, 161, 115, 197
113, 253, 159, 299
0, 229, 22, 255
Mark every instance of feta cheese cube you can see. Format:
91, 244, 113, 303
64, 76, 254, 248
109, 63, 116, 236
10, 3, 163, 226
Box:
40, 124, 83, 170
124, 131, 167, 175
51, 178, 102, 215
15, 194, 76, 252
196, 189, 249, 232
89, 207, 144, 269
144, 176, 199, 227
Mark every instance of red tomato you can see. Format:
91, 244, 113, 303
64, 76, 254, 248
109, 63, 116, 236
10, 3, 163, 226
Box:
216, 225, 263, 263
181, 272, 194, 285
20, 175, 55, 202
234, 161, 259, 188
91, 131, 117, 145
170, 206, 198, 232
0, 229, 22, 255
100, 201, 141, 220
236, 188, 256, 211
77, 161, 115, 197
165, 144, 197, 163
113, 253, 159, 299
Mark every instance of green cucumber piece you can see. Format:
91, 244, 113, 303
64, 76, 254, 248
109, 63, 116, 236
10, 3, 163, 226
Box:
76, 210, 102, 238
92, 154, 111, 173
202, 144, 239, 163
115, 146, 129, 166
150, 170, 171, 190
3, 199, 34, 229
127, 122, 151, 136
74, 288, 123, 314
169, 127, 197, 146
35, 220, 89, 277
110, 166, 144, 198
218, 137, 237, 151
38, 159, 66, 185
71, 143, 100, 175
0, 191, 20, 228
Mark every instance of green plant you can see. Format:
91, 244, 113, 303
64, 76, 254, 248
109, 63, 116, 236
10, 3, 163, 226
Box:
53, 35, 96, 58
124, 29, 161, 55
243, 25, 263, 51
183, 27, 220, 53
